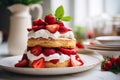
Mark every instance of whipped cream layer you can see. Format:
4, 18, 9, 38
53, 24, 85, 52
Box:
26, 51, 70, 63
28, 29, 75, 40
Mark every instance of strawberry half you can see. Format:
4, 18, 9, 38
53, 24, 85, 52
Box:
70, 55, 84, 67
33, 19, 39, 26
32, 58, 45, 68
33, 19, 46, 26
75, 54, 84, 65
46, 24, 59, 33
59, 48, 77, 56
32, 26, 45, 31
50, 59, 59, 64
58, 26, 71, 33
27, 25, 45, 32
21, 54, 28, 60
38, 19, 47, 26
15, 59, 29, 67
43, 48, 56, 57
31, 45, 42, 56
45, 14, 57, 24
76, 42, 84, 49
58, 21, 64, 26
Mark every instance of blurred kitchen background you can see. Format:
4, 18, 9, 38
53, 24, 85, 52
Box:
0, 0, 120, 42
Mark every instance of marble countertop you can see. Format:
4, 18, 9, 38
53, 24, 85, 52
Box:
0, 42, 120, 80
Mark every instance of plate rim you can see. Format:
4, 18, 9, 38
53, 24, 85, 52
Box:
87, 45, 120, 51
96, 36, 120, 42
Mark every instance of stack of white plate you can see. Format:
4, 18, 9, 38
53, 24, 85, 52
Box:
87, 36, 120, 57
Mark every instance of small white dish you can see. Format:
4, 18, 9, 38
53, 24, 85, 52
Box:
93, 43, 120, 48
96, 36, 120, 45
0, 54, 103, 75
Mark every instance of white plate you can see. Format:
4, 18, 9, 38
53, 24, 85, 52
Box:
95, 36, 120, 45
93, 50, 120, 58
87, 45, 120, 51
94, 42, 120, 48
0, 54, 102, 75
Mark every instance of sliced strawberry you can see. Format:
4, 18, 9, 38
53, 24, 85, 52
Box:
31, 45, 42, 56
59, 48, 77, 56
76, 42, 84, 49
58, 26, 72, 33
33, 25, 45, 31
21, 54, 28, 60
38, 19, 47, 26
27, 25, 45, 32
75, 54, 84, 65
58, 21, 64, 26
15, 59, 29, 67
45, 14, 57, 24
50, 59, 59, 64
46, 24, 59, 33
70, 55, 84, 67
33, 19, 39, 26
33, 19, 47, 26
32, 58, 45, 68
43, 48, 56, 57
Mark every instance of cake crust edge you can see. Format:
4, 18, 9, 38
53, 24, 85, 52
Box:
27, 38, 76, 48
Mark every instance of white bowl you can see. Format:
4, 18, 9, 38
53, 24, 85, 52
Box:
95, 36, 120, 45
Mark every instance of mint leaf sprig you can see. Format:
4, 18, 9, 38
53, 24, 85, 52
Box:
55, 5, 72, 23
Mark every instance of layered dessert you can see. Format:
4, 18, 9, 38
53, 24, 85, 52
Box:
15, 6, 84, 68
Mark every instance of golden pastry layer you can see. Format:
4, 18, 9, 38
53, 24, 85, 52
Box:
29, 60, 70, 68
45, 60, 70, 68
27, 38, 76, 48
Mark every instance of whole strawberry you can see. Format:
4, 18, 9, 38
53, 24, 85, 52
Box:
45, 14, 57, 24
102, 59, 112, 71
110, 57, 116, 63
116, 56, 120, 67
101, 56, 120, 74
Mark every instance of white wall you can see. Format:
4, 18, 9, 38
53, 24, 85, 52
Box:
105, 0, 120, 16
42, 0, 120, 27
74, 0, 88, 26
88, 0, 104, 17
51, 0, 73, 27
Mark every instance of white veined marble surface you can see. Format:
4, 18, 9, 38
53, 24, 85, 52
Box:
0, 42, 120, 80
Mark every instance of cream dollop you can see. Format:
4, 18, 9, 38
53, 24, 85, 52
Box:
28, 29, 75, 39
60, 31, 75, 39
26, 51, 70, 63
28, 29, 60, 39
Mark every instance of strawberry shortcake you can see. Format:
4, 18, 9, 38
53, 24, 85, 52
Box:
15, 6, 84, 68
